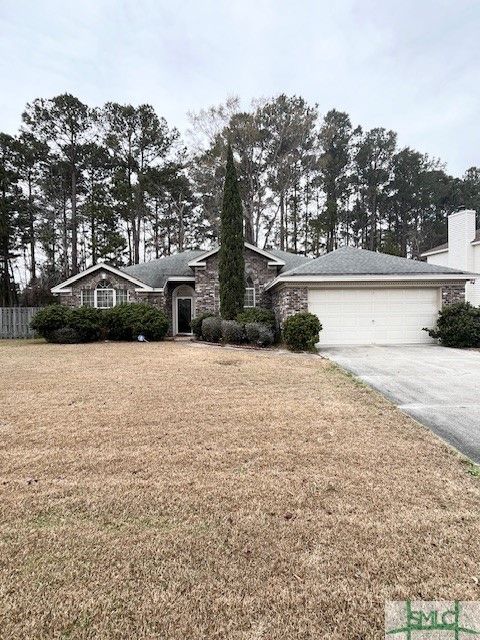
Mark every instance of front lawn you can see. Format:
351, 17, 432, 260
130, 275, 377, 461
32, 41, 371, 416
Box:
0, 341, 479, 639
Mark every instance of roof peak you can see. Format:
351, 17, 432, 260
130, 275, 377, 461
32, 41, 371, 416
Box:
279, 245, 472, 278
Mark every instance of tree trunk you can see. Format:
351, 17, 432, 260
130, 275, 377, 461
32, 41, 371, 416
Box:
244, 203, 254, 244
62, 194, 69, 278
279, 191, 285, 251
71, 166, 78, 274
132, 217, 140, 264
178, 201, 185, 252
293, 183, 298, 253
90, 175, 97, 265
27, 174, 36, 281
154, 200, 159, 259
369, 187, 377, 251
304, 178, 310, 256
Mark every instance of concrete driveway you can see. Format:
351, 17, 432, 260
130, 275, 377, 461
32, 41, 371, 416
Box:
320, 345, 480, 463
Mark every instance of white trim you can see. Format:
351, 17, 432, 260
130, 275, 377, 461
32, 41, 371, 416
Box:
172, 284, 195, 336
95, 286, 116, 309
162, 275, 196, 293
80, 281, 129, 308
265, 272, 476, 290
187, 247, 219, 266
51, 262, 152, 293
165, 276, 196, 282
471, 240, 480, 246
187, 242, 285, 267
245, 242, 285, 265
420, 247, 449, 257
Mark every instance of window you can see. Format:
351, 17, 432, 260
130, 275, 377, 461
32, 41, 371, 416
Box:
81, 279, 128, 308
214, 280, 256, 309
116, 288, 128, 304
245, 276, 256, 308
81, 289, 94, 307
95, 279, 114, 308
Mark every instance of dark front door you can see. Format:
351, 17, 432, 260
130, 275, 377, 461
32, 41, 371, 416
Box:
177, 298, 192, 334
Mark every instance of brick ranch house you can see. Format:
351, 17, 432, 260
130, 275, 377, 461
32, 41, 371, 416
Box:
52, 242, 476, 345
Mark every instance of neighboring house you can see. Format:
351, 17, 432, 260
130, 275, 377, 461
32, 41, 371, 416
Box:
421, 209, 480, 307
52, 242, 475, 345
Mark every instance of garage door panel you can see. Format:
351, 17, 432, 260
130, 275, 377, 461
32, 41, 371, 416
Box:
308, 288, 439, 345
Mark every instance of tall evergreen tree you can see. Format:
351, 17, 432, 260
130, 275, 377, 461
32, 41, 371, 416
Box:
22, 94, 92, 275
0, 134, 21, 305
219, 145, 245, 319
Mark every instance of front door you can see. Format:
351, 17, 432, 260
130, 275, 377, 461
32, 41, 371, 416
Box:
177, 298, 192, 334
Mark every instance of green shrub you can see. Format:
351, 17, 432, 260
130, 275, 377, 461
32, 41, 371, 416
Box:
105, 303, 169, 341
191, 312, 215, 339
48, 327, 81, 344
201, 316, 222, 343
221, 320, 245, 344
30, 305, 73, 341
69, 307, 104, 342
425, 302, 480, 348
282, 312, 322, 352
245, 322, 274, 347
236, 307, 276, 331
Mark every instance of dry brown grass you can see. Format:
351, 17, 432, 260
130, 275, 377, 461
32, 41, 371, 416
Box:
0, 340, 479, 639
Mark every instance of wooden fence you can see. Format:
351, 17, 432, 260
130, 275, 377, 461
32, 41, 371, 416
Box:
0, 307, 41, 339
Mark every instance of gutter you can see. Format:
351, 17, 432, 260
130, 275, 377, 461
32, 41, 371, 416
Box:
265, 273, 477, 291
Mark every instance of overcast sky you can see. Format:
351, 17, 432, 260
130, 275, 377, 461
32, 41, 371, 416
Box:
1, 0, 478, 176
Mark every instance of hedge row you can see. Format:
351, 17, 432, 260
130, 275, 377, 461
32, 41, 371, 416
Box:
200, 316, 275, 347
30, 304, 169, 343
194, 307, 322, 351
32, 304, 323, 352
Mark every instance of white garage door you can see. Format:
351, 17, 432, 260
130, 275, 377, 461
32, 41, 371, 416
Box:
308, 287, 440, 345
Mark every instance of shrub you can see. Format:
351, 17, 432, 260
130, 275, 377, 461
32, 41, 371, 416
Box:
282, 312, 322, 352
48, 327, 81, 344
191, 312, 215, 339
69, 307, 104, 342
425, 302, 480, 348
245, 322, 274, 347
105, 303, 169, 341
221, 320, 245, 344
201, 316, 222, 343
236, 307, 276, 331
30, 305, 73, 341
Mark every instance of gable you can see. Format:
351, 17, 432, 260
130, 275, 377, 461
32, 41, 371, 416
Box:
51, 263, 153, 293
188, 243, 286, 268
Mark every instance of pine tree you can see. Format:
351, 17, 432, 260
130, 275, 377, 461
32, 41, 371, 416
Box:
219, 145, 245, 319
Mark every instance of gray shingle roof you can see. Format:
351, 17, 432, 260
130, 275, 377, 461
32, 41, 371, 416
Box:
120, 250, 205, 288
266, 248, 312, 273
280, 246, 472, 277
119, 246, 311, 288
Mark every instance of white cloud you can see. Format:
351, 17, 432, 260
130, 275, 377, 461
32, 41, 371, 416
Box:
0, 0, 478, 175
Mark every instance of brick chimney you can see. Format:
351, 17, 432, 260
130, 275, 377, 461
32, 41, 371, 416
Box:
447, 209, 476, 270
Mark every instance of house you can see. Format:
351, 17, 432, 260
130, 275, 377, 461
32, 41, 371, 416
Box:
51, 242, 475, 345
421, 209, 480, 307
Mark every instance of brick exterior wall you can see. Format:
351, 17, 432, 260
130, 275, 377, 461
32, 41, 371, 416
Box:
442, 284, 466, 306
53, 249, 316, 333
56, 270, 166, 311
194, 247, 278, 315
270, 286, 308, 325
